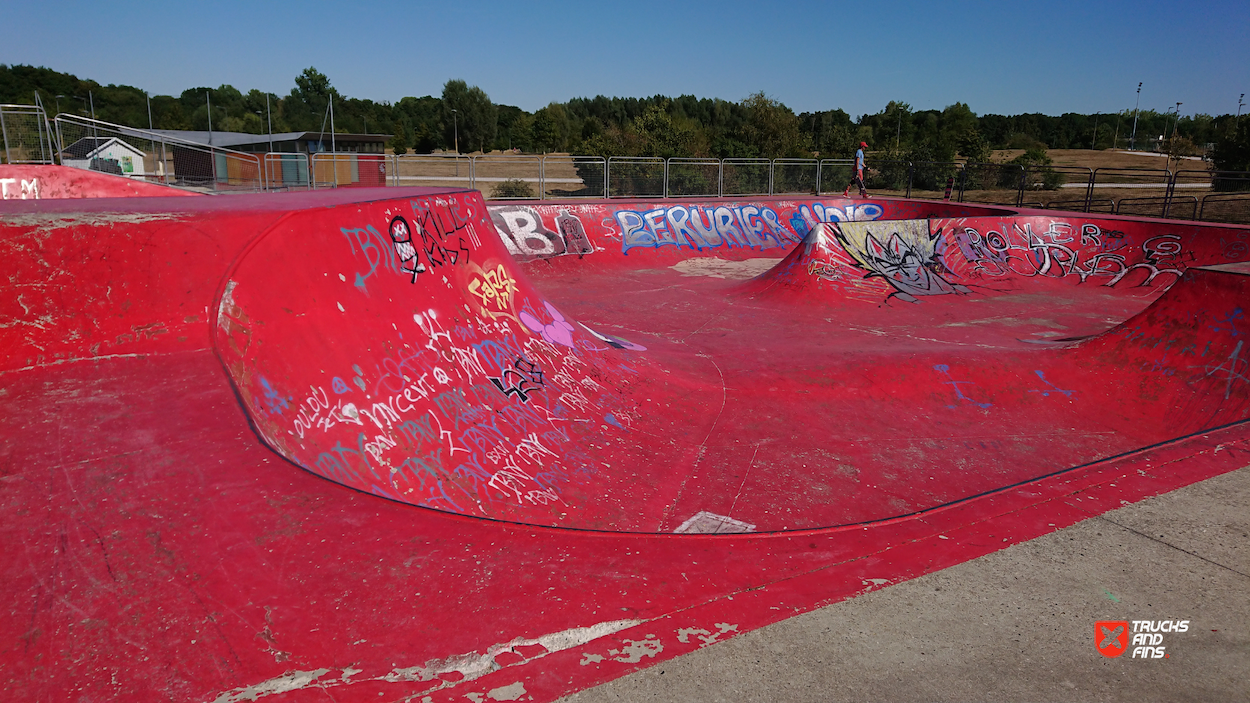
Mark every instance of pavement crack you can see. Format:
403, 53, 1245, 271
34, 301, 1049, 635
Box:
1095, 515, 1250, 579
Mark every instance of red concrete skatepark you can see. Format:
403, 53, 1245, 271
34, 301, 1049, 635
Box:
2, 166, 1248, 701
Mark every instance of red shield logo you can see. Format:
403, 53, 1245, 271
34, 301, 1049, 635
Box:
1095, 621, 1129, 658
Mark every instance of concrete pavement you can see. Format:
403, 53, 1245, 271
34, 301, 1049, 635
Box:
563, 464, 1250, 702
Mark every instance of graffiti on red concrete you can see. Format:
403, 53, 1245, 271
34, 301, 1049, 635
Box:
834, 220, 970, 303
787, 202, 885, 237
951, 221, 1189, 287
614, 204, 800, 253
269, 192, 646, 515
490, 206, 586, 258
0, 176, 39, 200
487, 200, 889, 259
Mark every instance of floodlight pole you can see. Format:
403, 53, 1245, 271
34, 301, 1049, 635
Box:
266, 94, 273, 152
1238, 94, 1245, 121
1129, 82, 1142, 150
1172, 102, 1183, 139
206, 91, 212, 145
146, 92, 153, 131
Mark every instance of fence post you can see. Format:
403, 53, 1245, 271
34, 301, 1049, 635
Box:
768, 160, 775, 196
718, 159, 724, 197
1082, 168, 1093, 212
663, 159, 670, 198
1162, 169, 1176, 218
906, 162, 914, 198
0, 109, 9, 162
1016, 167, 1026, 207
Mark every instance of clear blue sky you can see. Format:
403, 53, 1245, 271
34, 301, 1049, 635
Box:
3, 0, 1245, 119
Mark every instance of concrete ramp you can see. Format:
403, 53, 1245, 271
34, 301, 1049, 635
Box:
214, 191, 667, 530
0, 164, 198, 199
3, 180, 1250, 701
211, 196, 1250, 533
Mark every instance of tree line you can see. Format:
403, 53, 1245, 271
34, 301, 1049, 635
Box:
2, 63, 1247, 172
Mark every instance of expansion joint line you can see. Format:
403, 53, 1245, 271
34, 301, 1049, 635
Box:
1094, 515, 1250, 580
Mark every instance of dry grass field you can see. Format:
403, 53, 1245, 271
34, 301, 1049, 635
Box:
373, 148, 1245, 222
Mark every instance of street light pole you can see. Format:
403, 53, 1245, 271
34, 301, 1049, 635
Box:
452, 108, 459, 154
1238, 94, 1246, 121
266, 94, 273, 153
1129, 82, 1142, 150
1172, 102, 1183, 140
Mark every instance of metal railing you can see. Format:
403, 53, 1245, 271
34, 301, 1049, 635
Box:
666, 158, 721, 197
391, 153, 471, 189
264, 152, 311, 190
0, 104, 56, 164
310, 152, 390, 189
607, 157, 665, 198
472, 153, 543, 199
53, 115, 264, 190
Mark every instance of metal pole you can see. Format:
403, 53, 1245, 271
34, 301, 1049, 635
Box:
1091, 115, 1099, 149
89, 90, 97, 139
1238, 94, 1245, 120
147, 92, 153, 130
206, 91, 212, 145
1129, 82, 1142, 150
0, 109, 9, 164
330, 95, 335, 154
1172, 102, 1183, 139
266, 94, 273, 153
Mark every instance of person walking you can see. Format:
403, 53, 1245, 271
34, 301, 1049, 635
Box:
843, 141, 869, 198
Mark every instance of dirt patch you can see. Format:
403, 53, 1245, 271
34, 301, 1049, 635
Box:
670, 257, 784, 279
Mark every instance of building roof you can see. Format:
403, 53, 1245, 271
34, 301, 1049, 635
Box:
145, 130, 389, 148
61, 137, 145, 160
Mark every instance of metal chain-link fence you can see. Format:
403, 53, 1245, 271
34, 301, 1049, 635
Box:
0, 104, 55, 164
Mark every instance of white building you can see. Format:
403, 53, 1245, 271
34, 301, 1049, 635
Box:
61, 137, 149, 179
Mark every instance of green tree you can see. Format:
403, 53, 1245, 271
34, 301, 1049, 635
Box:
441, 79, 496, 153
739, 92, 807, 158
390, 119, 409, 154
532, 103, 571, 152
630, 103, 700, 157
1211, 118, 1250, 189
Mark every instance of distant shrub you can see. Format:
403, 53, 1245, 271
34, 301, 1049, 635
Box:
491, 178, 535, 199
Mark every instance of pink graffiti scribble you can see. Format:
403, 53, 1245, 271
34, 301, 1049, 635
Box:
521, 301, 576, 348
